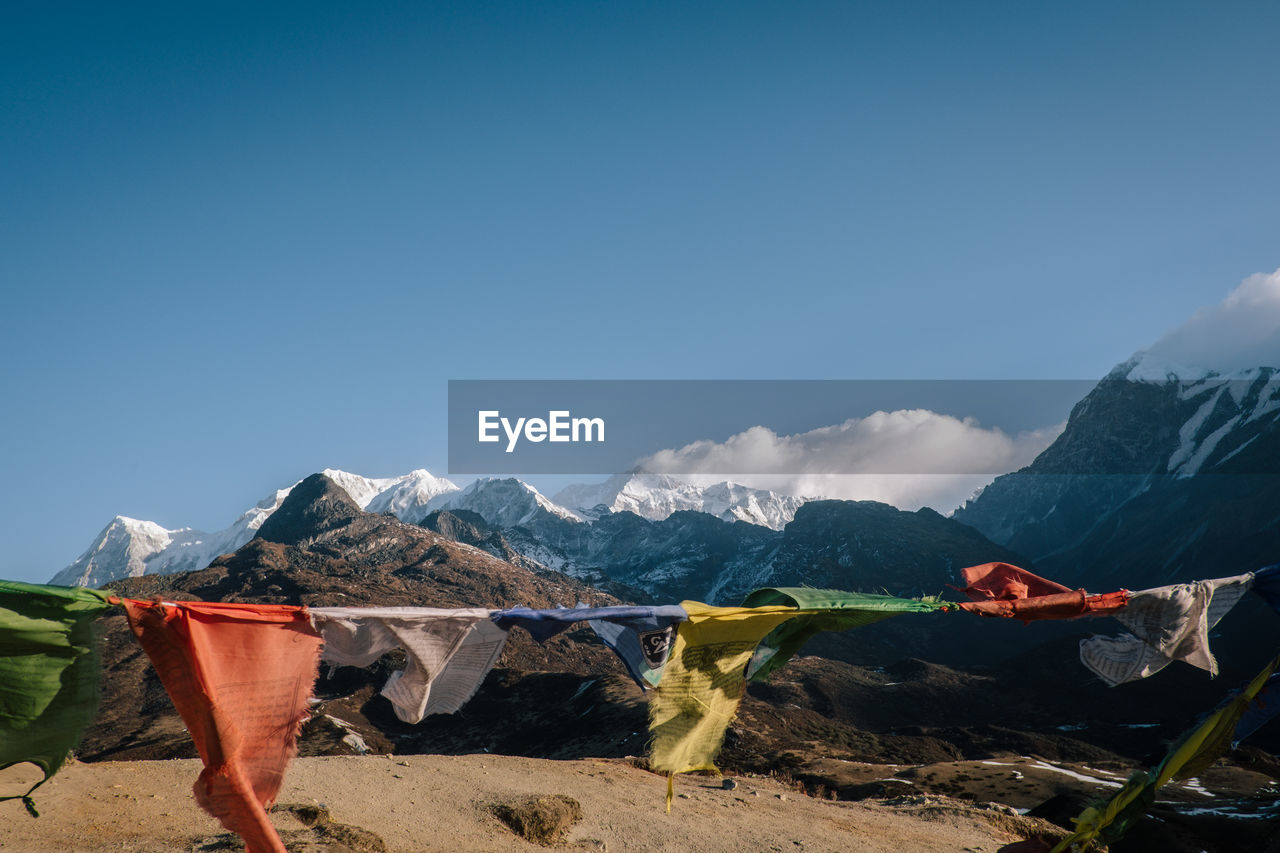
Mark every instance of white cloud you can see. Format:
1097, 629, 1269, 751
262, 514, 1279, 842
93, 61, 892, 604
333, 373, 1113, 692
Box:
1146, 268, 1280, 371
637, 410, 1064, 513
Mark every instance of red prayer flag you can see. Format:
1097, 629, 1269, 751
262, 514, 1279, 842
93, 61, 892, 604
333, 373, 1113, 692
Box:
123, 599, 322, 853
959, 562, 1073, 600
956, 563, 1130, 622
959, 590, 1130, 621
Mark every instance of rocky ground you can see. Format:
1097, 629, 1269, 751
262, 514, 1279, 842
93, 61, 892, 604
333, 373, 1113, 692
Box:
0, 755, 1063, 853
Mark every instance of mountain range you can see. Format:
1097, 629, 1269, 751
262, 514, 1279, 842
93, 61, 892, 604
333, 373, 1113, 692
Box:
54, 469, 1021, 607
51, 468, 810, 589
54, 349, 1280, 608
50, 468, 460, 587
554, 471, 806, 528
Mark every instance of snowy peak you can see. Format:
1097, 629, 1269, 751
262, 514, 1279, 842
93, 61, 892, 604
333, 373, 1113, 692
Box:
954, 355, 1280, 570
50, 516, 183, 587
1114, 351, 1212, 384
256, 473, 363, 545
52, 467, 461, 586
697, 481, 808, 529
231, 487, 294, 535
553, 472, 806, 530
427, 477, 583, 528
1117, 350, 1278, 385
319, 469, 410, 509
1162, 366, 1280, 477
554, 472, 691, 515
1107, 353, 1280, 477
365, 469, 460, 523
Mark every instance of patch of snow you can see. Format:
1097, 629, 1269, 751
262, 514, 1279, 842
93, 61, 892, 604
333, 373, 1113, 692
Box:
1181, 778, 1213, 797
1245, 377, 1280, 423
1126, 347, 1279, 386
554, 472, 805, 531
1081, 766, 1126, 779
1174, 416, 1237, 477
1173, 806, 1273, 819
1214, 434, 1260, 467
1023, 760, 1125, 789
1124, 352, 1212, 384
1167, 387, 1226, 472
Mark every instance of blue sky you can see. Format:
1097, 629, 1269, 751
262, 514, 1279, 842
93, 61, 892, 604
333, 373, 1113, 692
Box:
3, 1, 1279, 581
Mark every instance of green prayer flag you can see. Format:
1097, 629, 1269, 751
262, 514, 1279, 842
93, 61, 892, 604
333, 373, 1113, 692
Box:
0, 580, 113, 815
740, 587, 948, 682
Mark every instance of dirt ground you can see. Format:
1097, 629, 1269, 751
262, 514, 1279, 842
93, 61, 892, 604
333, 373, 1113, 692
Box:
0, 755, 1046, 853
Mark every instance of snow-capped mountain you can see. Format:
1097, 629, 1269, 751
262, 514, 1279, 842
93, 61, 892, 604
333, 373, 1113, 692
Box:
364, 469, 459, 523
553, 472, 807, 530
953, 351, 1280, 588
53, 468, 810, 589
52, 516, 181, 587
52, 469, 459, 587
53, 462, 990, 600
426, 477, 583, 527
1121, 354, 1280, 477
316, 470, 412, 509
421, 491, 1023, 605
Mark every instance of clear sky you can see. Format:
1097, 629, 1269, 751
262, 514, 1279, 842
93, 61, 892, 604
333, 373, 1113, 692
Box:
3, 1, 1279, 581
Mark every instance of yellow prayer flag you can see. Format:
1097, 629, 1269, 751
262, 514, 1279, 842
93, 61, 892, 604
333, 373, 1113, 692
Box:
648, 602, 800, 797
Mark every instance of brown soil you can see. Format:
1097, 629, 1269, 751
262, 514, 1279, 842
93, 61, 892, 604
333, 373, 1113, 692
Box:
0, 755, 1039, 853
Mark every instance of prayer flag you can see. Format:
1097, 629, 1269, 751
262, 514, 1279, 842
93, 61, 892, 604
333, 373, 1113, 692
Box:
0, 580, 112, 816
310, 607, 507, 722
490, 605, 688, 689
1079, 574, 1253, 686
123, 599, 322, 853
648, 602, 799, 807
740, 587, 947, 682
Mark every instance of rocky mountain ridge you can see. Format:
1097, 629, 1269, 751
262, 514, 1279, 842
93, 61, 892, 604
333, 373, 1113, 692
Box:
431, 492, 1030, 604
553, 471, 806, 529
52, 468, 461, 587
954, 352, 1280, 589
52, 470, 810, 588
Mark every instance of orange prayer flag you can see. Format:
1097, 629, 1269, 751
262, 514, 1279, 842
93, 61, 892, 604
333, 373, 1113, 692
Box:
959, 589, 1129, 621
123, 599, 322, 853
958, 562, 1073, 600
956, 563, 1129, 622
